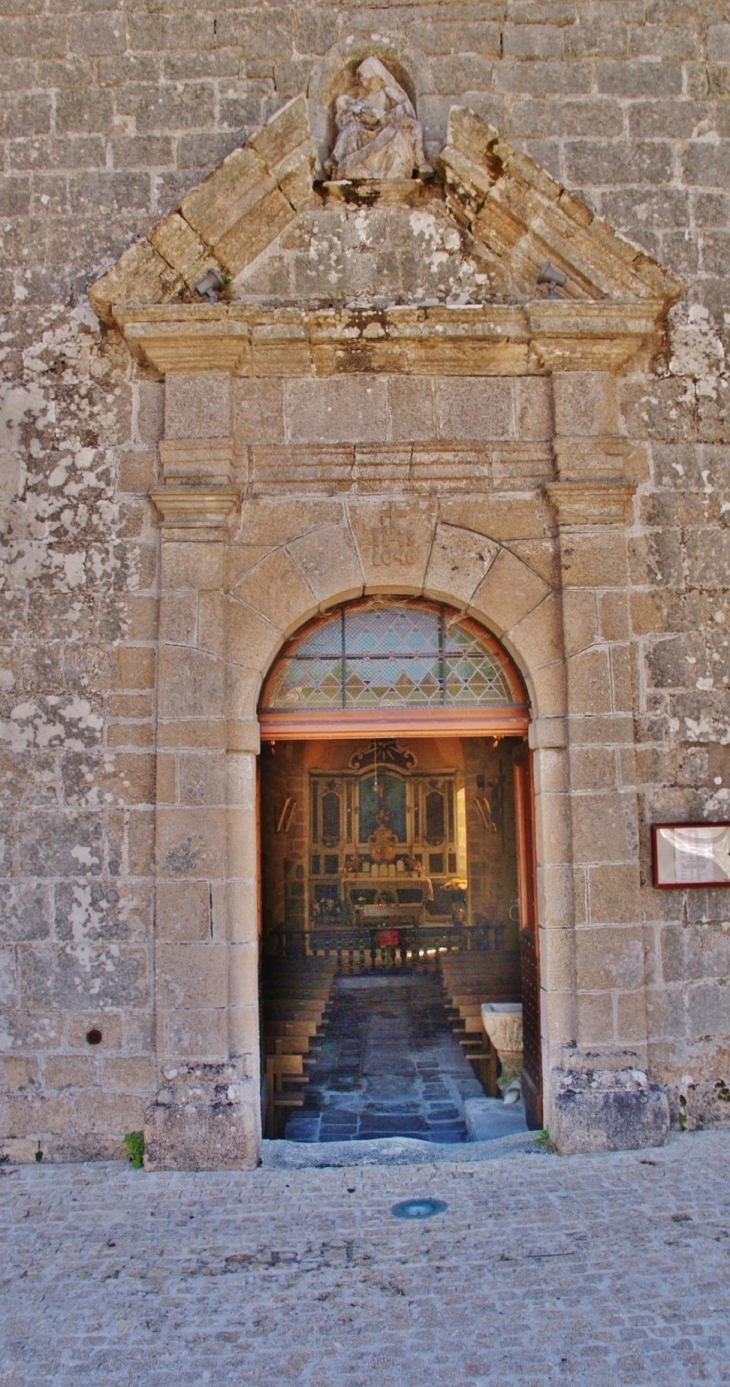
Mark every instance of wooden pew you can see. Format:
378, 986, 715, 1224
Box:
264, 1053, 310, 1138
261, 958, 337, 1135
439, 958, 514, 1098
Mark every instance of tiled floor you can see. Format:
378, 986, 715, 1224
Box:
285, 970, 486, 1143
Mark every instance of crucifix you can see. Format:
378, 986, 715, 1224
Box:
475, 755, 507, 847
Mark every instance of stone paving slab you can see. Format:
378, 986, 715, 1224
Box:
1, 1132, 730, 1387
286, 972, 484, 1144
464, 1094, 530, 1142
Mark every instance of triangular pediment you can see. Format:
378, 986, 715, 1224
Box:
440, 108, 681, 308
90, 96, 682, 344
90, 94, 317, 326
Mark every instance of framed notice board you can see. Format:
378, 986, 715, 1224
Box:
651, 822, 730, 888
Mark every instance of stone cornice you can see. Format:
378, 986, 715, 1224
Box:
118, 300, 665, 377
441, 107, 684, 311
90, 95, 314, 327
526, 301, 664, 373
149, 486, 241, 531
125, 320, 250, 373
544, 481, 636, 527
90, 101, 683, 341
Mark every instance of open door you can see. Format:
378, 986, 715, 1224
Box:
514, 744, 543, 1130
258, 599, 540, 1140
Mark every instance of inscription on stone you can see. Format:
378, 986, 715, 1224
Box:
370, 506, 415, 567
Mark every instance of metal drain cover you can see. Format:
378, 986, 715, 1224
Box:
391, 1198, 447, 1220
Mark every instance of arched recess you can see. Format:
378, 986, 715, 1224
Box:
226, 511, 566, 732
257, 595, 543, 1128
306, 33, 433, 174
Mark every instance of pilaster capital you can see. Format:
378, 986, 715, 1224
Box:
528, 717, 568, 750
124, 318, 250, 373
544, 481, 636, 527
226, 720, 261, 754
527, 301, 663, 373
150, 486, 241, 535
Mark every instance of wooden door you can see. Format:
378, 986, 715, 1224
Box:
256, 756, 263, 943
513, 744, 543, 1129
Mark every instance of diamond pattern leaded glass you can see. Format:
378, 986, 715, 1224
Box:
261, 602, 524, 712
345, 656, 443, 707
264, 658, 344, 709
292, 619, 343, 658
345, 606, 440, 657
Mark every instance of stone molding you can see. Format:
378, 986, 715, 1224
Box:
89, 100, 682, 340
320, 176, 435, 207
246, 440, 553, 494
125, 319, 249, 373
544, 481, 636, 527
441, 107, 683, 310
527, 302, 664, 373
119, 300, 665, 378
552, 436, 635, 483
159, 438, 234, 485
149, 486, 241, 530
90, 95, 315, 325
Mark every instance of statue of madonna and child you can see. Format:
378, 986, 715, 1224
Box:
325, 57, 432, 182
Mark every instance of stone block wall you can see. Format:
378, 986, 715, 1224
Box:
1, 0, 729, 1158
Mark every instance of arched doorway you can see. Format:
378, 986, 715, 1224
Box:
258, 597, 542, 1138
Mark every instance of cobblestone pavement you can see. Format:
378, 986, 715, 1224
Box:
1, 1131, 729, 1387
285, 972, 485, 1144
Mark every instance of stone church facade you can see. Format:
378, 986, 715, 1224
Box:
1, 2, 729, 1168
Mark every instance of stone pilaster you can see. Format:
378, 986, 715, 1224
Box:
143, 341, 257, 1169
543, 372, 668, 1154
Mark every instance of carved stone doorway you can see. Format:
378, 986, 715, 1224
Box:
96, 84, 683, 1168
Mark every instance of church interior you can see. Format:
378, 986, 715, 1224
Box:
259, 730, 531, 1142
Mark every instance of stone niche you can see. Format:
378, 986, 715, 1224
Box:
88, 61, 685, 1168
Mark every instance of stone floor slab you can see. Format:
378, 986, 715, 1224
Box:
286, 970, 484, 1144
464, 1094, 530, 1141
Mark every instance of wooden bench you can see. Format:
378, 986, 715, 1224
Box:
439, 964, 512, 1099
264, 1054, 310, 1138
260, 959, 337, 1135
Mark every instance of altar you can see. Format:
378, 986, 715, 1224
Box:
306, 870, 466, 963
262, 729, 521, 980
304, 737, 470, 934
261, 728, 519, 974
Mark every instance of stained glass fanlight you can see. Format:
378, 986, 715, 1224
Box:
259, 599, 529, 736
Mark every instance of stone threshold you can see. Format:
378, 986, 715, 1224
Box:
261, 1130, 549, 1168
